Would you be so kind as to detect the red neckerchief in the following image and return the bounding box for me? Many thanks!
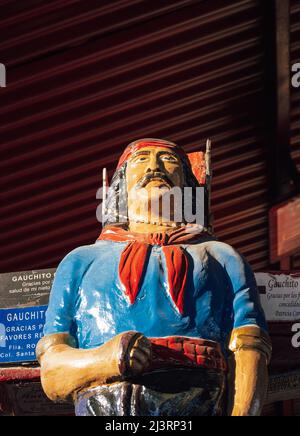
[98,225,209,315]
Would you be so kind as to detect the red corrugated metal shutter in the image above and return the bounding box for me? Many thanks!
[0,0,270,273]
[291,0,300,269]
[291,0,300,177]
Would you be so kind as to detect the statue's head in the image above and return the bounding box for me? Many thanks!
[103,138,201,228]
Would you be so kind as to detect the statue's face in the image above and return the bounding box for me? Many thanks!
[126,146,184,196]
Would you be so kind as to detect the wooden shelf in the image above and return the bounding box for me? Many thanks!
[0,367,40,382]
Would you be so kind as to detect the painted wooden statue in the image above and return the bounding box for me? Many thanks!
[37,138,272,416]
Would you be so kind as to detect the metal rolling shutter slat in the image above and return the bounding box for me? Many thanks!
[1,0,269,272]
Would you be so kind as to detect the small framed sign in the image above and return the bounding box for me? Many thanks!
[0,269,55,364]
[256,271,300,322]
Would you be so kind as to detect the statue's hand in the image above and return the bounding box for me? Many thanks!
[118,331,152,378]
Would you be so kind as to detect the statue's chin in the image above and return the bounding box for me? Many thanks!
[143,183,171,195]
[131,185,170,202]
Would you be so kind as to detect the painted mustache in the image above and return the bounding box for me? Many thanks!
[135,171,174,189]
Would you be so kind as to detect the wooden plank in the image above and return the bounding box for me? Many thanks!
[0,366,299,407]
[282,400,295,416]
[269,196,300,263]
[280,257,292,271]
[269,321,300,373]
[0,367,40,382]
[266,370,300,404]
[0,381,74,416]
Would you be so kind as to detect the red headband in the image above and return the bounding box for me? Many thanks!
[117,139,189,169]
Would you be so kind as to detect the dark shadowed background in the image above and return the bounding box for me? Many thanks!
[1,0,300,274]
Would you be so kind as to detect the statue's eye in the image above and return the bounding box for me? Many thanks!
[133,155,149,163]
[160,154,178,162]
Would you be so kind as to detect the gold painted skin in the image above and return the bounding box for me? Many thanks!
[126,146,184,234]
[37,332,152,402]
[228,326,272,416]
[38,145,272,415]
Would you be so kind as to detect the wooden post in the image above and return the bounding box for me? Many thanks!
[282,399,295,416]
[264,0,300,203]
[280,257,292,271]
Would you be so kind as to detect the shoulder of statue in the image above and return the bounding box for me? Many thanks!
[189,239,245,266]
[56,244,100,275]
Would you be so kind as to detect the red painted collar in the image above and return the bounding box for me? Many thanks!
[98,224,210,314]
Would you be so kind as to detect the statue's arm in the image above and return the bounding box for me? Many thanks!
[37,249,148,402]
[221,246,272,416]
[37,331,151,402]
[228,325,272,416]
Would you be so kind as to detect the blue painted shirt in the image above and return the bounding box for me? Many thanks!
[44,237,268,355]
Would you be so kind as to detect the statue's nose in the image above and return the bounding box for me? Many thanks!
[147,154,161,172]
